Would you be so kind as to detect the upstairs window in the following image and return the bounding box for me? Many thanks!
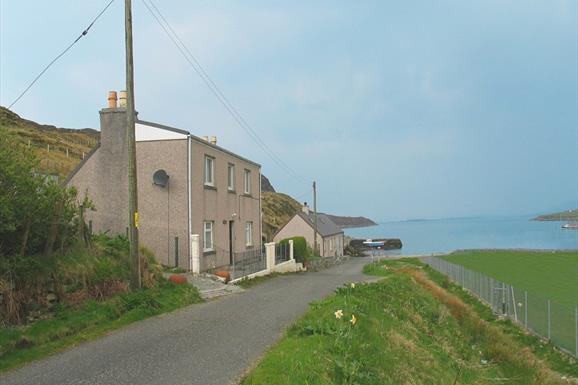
[244,169,251,194]
[204,156,214,186]
[203,221,214,251]
[228,163,235,191]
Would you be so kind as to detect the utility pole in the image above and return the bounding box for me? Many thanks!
[313,181,318,256]
[125,0,140,289]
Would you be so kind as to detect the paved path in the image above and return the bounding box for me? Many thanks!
[1,257,377,385]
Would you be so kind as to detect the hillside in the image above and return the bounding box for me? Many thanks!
[0,106,98,179]
[533,209,578,221]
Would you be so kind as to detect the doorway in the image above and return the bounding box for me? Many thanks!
[228,220,234,265]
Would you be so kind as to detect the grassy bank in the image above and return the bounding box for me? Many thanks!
[442,250,578,307]
[0,280,201,373]
[242,259,575,385]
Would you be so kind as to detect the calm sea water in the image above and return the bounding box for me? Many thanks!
[345,216,578,255]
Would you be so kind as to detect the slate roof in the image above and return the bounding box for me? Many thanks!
[296,211,343,237]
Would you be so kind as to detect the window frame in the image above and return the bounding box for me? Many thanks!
[203,220,214,251]
[227,163,235,191]
[245,221,253,247]
[204,155,215,186]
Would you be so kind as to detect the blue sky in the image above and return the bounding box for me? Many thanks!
[1,1,577,221]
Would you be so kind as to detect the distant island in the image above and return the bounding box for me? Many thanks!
[533,209,578,221]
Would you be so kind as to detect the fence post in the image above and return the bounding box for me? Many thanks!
[547,300,551,340]
[524,291,528,328]
[191,234,200,274]
[265,242,276,272]
[289,239,294,260]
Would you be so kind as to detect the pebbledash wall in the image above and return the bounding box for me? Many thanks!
[66,106,261,272]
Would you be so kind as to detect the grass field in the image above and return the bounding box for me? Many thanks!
[241,259,576,385]
[442,250,578,307]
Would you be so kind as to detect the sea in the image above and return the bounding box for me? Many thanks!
[344,216,578,255]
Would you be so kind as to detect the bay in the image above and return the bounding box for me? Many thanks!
[345,216,578,255]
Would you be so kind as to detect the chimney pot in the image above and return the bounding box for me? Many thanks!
[107,91,118,109]
[118,90,127,107]
[302,202,310,215]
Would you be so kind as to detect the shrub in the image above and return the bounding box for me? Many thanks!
[279,236,311,263]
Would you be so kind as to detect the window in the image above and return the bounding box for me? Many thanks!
[227,163,235,191]
[244,169,251,194]
[203,221,214,251]
[204,156,214,186]
[245,221,253,247]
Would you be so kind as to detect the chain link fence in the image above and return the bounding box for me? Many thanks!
[422,256,578,358]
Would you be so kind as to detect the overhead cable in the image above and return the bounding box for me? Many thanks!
[8,0,116,109]
[141,0,307,184]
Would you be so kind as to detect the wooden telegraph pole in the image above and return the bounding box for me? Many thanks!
[313,181,318,256]
[125,0,141,289]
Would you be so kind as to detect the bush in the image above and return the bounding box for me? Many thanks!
[278,236,311,263]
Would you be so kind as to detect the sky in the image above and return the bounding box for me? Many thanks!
[1,1,577,222]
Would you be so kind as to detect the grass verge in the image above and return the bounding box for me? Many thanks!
[0,280,201,373]
[242,258,575,385]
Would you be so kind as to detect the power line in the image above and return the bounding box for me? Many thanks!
[141,0,307,184]
[7,0,116,110]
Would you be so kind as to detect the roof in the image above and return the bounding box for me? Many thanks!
[136,119,261,168]
[296,211,343,237]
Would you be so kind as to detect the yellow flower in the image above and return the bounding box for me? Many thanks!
[350,283,356,289]
[350,314,357,325]
[334,309,344,319]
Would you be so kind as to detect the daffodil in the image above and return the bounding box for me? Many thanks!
[334,309,344,319]
[350,283,356,289]
[350,314,357,325]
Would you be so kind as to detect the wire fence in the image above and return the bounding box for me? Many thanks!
[422,256,578,358]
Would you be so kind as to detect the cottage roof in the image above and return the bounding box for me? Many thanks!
[296,211,343,237]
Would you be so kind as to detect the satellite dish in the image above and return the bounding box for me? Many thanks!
[153,169,169,187]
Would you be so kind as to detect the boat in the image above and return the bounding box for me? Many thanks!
[363,239,385,248]
[562,223,578,229]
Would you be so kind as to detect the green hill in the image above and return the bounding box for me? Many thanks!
[0,106,98,180]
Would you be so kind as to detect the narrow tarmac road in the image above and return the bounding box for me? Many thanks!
[1,257,377,385]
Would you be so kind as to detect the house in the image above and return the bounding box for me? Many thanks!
[66,93,262,272]
[273,204,344,258]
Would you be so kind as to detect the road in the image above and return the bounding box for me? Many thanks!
[1,257,377,385]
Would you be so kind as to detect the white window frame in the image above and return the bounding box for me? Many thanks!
[244,169,251,194]
[204,155,214,186]
[227,163,235,191]
[203,221,214,251]
[245,221,253,247]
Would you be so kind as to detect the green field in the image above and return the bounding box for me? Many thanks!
[442,250,578,307]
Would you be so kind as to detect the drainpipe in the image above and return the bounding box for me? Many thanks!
[187,135,193,271]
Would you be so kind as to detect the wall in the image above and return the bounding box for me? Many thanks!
[136,139,189,269]
[67,108,129,236]
[189,138,261,271]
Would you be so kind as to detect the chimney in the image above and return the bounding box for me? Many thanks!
[302,202,310,215]
[201,136,209,142]
[209,136,217,145]
[118,90,127,107]
[107,91,118,109]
